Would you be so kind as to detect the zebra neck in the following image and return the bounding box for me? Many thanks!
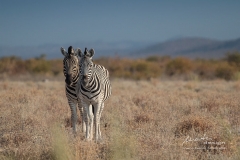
[69,71,79,86]
[66,76,79,89]
[80,73,101,99]
[65,81,78,101]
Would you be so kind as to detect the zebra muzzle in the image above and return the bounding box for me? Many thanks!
[82,75,89,86]
[65,75,73,86]
[83,75,89,82]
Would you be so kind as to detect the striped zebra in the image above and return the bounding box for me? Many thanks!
[60,46,86,134]
[78,48,111,141]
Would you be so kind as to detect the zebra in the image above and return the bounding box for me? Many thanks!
[60,46,86,134]
[77,48,111,141]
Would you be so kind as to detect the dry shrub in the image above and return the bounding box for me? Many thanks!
[96,57,163,80]
[184,81,198,90]
[232,81,240,91]
[174,116,231,158]
[200,99,219,112]
[51,124,73,160]
[174,113,238,158]
[134,113,151,123]
[51,126,109,160]
[145,55,171,63]
[73,140,108,160]
[64,117,82,128]
[195,60,217,79]
[131,91,159,111]
[215,63,237,80]
[174,116,214,138]
[165,57,193,76]
[132,95,149,109]
[106,112,138,160]
[130,93,157,124]
[0,56,26,75]
[0,56,62,77]
[226,51,240,68]
[26,59,51,74]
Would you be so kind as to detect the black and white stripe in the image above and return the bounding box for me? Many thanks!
[60,46,85,134]
[78,48,111,141]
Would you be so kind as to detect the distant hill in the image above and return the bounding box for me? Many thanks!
[1,37,240,59]
[130,37,240,59]
[0,41,150,59]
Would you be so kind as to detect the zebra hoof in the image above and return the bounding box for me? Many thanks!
[95,137,103,143]
[85,138,92,142]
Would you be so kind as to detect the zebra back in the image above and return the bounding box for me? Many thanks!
[92,64,111,102]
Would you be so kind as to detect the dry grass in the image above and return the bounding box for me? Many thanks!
[0,79,240,159]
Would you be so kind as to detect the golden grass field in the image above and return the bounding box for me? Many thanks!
[0,79,240,160]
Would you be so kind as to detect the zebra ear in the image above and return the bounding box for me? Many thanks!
[75,48,82,57]
[89,49,95,58]
[60,47,68,57]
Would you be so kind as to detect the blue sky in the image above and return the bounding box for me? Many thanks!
[1,0,240,47]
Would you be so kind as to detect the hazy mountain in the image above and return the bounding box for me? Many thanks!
[0,45,61,59]
[131,37,240,59]
[0,41,151,59]
[1,37,240,59]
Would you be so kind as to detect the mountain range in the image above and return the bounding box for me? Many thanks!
[1,37,240,59]
[131,37,240,59]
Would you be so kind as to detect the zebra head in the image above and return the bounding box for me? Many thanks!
[60,46,82,86]
[79,48,95,86]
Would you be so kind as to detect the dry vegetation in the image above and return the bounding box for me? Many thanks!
[1,51,240,81]
[0,78,240,160]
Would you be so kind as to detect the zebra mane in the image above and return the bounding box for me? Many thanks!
[67,46,80,58]
[68,46,73,54]
[84,48,88,54]
[83,47,95,58]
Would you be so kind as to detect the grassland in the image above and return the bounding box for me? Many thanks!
[0,79,240,160]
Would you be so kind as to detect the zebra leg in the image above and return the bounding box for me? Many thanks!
[93,102,101,142]
[77,100,86,133]
[89,104,94,140]
[68,100,77,134]
[98,102,104,140]
[83,101,93,140]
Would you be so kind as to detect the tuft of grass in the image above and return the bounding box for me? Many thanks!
[51,123,73,160]
[174,116,214,138]
[107,114,138,160]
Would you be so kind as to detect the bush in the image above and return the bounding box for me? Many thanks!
[96,58,162,80]
[165,57,193,76]
[51,59,63,76]
[215,63,236,80]
[0,56,26,74]
[226,52,240,69]
[104,58,133,79]
[26,59,51,74]
[194,60,218,80]
[129,60,162,80]
[145,55,171,63]
[0,56,57,76]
